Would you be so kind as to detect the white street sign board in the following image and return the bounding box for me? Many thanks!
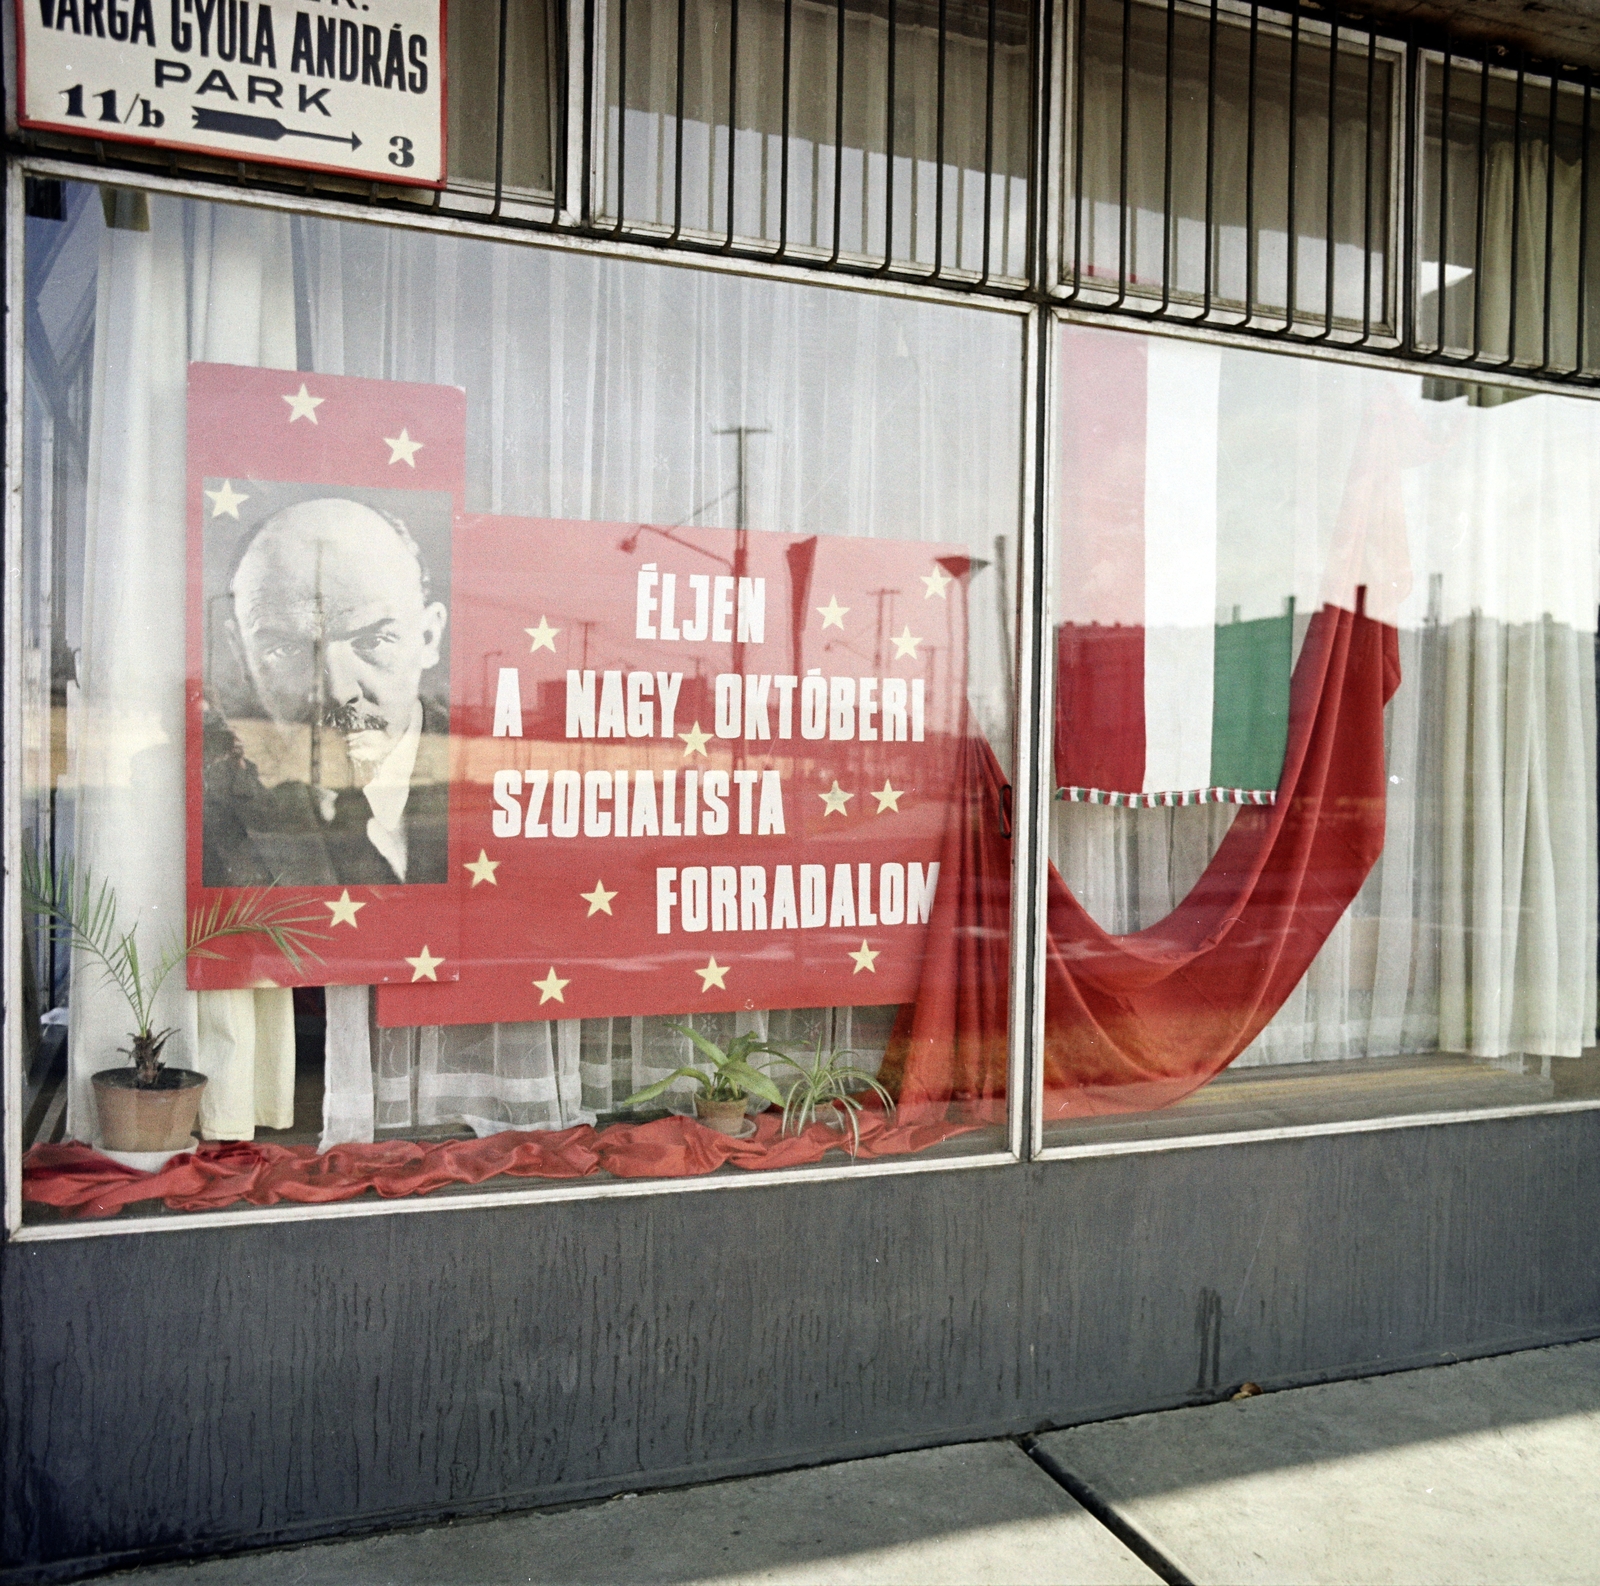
[16,0,446,186]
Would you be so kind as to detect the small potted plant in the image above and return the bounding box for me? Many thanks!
[776,1041,896,1153]
[24,856,323,1154]
[622,1024,785,1136]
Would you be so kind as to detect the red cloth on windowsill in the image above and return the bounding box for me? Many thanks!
[882,602,1401,1121]
[22,1109,982,1220]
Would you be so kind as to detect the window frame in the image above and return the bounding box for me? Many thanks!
[1,156,1041,1240]
[1031,301,1600,1164]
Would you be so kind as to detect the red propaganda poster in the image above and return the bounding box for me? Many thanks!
[186,362,466,987]
[378,519,972,1026]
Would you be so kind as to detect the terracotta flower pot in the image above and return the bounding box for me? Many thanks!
[695,1094,749,1136]
[92,1067,206,1153]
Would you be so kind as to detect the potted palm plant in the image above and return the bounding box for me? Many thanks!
[622,1024,785,1136]
[24,855,323,1153]
[776,1041,896,1153]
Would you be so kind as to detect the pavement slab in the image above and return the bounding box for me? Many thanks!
[1038,1338,1600,1586]
[108,1439,1160,1586]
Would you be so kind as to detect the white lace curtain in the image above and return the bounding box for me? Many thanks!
[58,192,300,1145]
[1053,366,1600,1069]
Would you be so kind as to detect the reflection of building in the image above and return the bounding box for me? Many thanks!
[12,0,1600,1576]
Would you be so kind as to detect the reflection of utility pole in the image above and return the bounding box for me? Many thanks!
[712,427,769,774]
[573,619,598,671]
[712,426,770,532]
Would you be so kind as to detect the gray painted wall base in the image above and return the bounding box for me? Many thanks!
[6,1108,1600,1580]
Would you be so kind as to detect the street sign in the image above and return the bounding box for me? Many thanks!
[15,0,447,187]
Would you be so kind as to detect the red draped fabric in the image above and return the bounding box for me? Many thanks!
[883,602,1401,1121]
[22,1110,979,1220]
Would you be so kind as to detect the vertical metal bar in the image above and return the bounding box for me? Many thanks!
[1471,51,1489,360]
[1244,0,1259,324]
[669,0,688,240]
[1541,66,1559,372]
[828,0,846,263]
[1399,23,1418,356]
[1159,0,1175,312]
[581,0,599,222]
[778,0,793,256]
[1069,0,1089,297]
[883,0,897,269]
[1437,46,1451,352]
[1202,0,1218,318]
[979,0,998,282]
[612,0,629,231]
[1360,22,1375,341]
[1507,52,1525,363]
[932,0,947,275]
[555,0,572,215]
[1579,68,1592,373]
[491,0,511,217]
[725,0,740,247]
[1114,0,1132,305]
[1284,0,1300,330]
[1322,9,1339,338]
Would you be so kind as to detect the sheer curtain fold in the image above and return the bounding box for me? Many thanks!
[66,198,299,1146]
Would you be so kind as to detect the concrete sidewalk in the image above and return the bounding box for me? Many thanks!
[110,1338,1600,1585]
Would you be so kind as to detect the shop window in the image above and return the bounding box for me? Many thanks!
[16,181,1022,1224]
[1418,53,1600,375]
[1063,0,1397,335]
[1042,318,1600,1148]
[597,0,1032,278]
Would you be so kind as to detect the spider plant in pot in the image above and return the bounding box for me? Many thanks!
[621,1024,786,1136]
[24,855,324,1153]
[776,1041,896,1154]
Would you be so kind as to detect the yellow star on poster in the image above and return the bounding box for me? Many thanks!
[324,889,365,928]
[384,427,423,467]
[872,780,904,813]
[525,616,560,653]
[921,564,954,598]
[581,880,616,916]
[463,850,500,886]
[406,945,444,982]
[890,626,923,660]
[819,780,853,816]
[817,594,850,630]
[849,940,880,974]
[282,383,325,424]
[534,966,570,1004]
[205,479,249,519]
[679,721,712,757]
[696,956,729,991]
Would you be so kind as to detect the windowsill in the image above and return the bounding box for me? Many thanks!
[1040,1048,1600,1152]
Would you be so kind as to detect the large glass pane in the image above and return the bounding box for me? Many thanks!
[17,182,1023,1223]
[1065,0,1396,331]
[599,0,1031,278]
[1419,55,1600,374]
[1046,317,1600,1145]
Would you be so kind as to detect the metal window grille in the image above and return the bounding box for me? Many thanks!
[10,0,1600,384]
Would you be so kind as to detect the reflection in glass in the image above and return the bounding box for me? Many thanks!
[18,182,1022,1219]
[1046,321,1600,1143]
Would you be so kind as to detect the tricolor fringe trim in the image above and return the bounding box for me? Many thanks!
[1057,785,1277,808]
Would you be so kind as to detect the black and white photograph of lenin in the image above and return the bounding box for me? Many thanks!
[200,480,453,888]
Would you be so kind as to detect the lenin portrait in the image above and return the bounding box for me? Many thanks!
[201,480,453,888]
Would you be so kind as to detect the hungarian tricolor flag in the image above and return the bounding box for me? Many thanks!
[1055,325,1295,807]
